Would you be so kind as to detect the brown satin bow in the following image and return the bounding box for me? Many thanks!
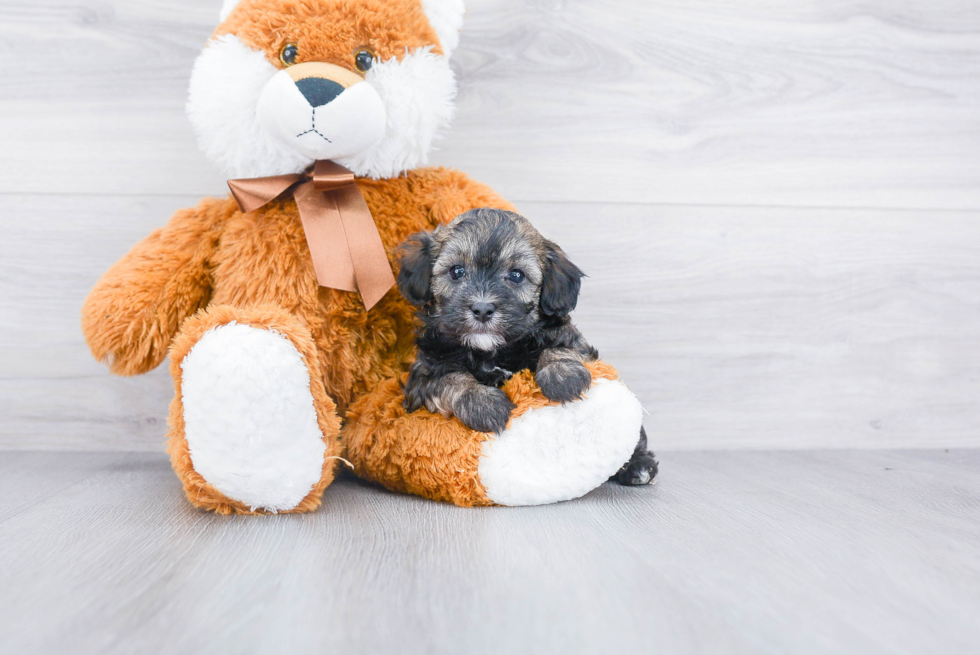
[227,160,395,310]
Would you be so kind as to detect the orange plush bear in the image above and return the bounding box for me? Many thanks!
[81,0,646,514]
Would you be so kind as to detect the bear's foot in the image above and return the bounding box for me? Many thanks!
[478,374,643,505]
[167,306,341,514]
[344,361,644,507]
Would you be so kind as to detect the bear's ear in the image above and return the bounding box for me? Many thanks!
[218,1,466,57]
[398,231,440,307]
[219,0,241,22]
[540,241,585,319]
[422,0,466,58]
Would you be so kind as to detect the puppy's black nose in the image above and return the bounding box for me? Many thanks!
[471,302,496,323]
[295,77,345,107]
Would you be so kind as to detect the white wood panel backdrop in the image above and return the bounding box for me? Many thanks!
[0,0,978,450]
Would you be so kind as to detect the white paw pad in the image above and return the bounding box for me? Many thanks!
[478,379,643,506]
[180,323,326,512]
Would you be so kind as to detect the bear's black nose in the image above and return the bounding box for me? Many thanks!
[471,302,496,323]
[295,77,345,108]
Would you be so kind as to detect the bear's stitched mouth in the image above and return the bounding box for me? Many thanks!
[296,110,332,142]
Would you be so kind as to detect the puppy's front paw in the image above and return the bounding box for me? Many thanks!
[454,386,516,433]
[536,360,591,403]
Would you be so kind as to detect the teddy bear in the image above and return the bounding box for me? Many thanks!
[81,0,653,514]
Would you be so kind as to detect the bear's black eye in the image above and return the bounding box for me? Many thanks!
[507,270,525,284]
[354,48,375,73]
[280,43,298,67]
[449,265,466,280]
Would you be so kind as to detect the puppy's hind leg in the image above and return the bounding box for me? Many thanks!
[611,426,659,486]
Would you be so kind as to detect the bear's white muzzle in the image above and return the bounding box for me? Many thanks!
[256,62,386,162]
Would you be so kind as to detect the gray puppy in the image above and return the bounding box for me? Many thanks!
[397,207,658,486]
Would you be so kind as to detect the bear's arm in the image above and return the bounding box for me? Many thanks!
[418,168,518,225]
[81,197,237,376]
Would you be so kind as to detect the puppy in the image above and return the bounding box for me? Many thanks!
[397,208,658,486]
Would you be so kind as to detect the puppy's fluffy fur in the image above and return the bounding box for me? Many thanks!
[398,208,658,485]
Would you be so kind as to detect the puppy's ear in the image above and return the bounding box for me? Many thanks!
[540,242,585,318]
[398,231,439,307]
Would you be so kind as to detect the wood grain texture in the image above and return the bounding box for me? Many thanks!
[0,0,977,207]
[1,0,979,451]
[1,3,977,648]
[3,194,978,450]
[0,449,978,655]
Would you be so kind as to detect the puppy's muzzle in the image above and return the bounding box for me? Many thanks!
[471,302,496,324]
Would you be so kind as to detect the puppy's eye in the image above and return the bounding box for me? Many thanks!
[279,43,299,67]
[449,265,466,280]
[354,48,375,72]
[507,270,525,284]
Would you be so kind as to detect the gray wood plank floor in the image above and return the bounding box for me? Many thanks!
[1,449,978,655]
[2,4,978,653]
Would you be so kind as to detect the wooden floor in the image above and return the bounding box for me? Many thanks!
[1,450,979,654]
[1,1,979,652]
